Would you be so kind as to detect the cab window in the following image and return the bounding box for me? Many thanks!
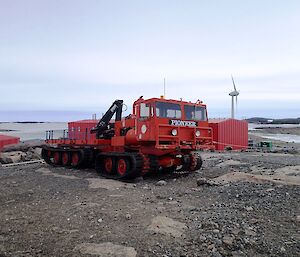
[184,105,207,121]
[156,102,182,119]
[140,103,150,119]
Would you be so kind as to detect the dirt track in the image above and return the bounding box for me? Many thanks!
[0,151,300,257]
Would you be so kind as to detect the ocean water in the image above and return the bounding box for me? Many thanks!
[248,123,300,143]
[260,134,300,143]
[0,122,67,141]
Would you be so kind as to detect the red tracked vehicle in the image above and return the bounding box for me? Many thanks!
[42,97,214,179]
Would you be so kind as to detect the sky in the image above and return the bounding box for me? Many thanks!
[0,0,300,121]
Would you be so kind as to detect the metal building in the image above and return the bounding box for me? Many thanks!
[0,135,20,151]
[68,120,98,140]
[209,119,248,151]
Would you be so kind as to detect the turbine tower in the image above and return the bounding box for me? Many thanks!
[229,75,239,119]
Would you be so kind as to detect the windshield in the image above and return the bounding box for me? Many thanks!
[156,102,182,119]
[184,105,207,121]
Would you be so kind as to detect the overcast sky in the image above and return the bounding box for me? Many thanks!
[0,0,299,121]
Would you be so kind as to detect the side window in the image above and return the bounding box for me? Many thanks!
[156,107,160,117]
[140,103,150,118]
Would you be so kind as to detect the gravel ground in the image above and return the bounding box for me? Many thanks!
[0,147,299,257]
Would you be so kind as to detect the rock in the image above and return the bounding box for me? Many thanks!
[0,151,26,164]
[232,251,245,257]
[23,150,40,161]
[34,147,42,156]
[0,154,10,164]
[156,180,167,186]
[125,214,132,220]
[199,235,206,242]
[203,221,219,229]
[148,216,187,237]
[280,246,286,253]
[75,242,137,257]
[296,215,300,223]
[218,247,228,256]
[2,140,44,152]
[244,228,257,236]
[214,239,223,246]
[212,252,222,257]
[249,239,257,245]
[196,178,208,186]
[24,151,33,161]
[231,228,241,235]
[207,244,215,251]
[213,229,220,234]
[223,236,235,246]
[245,206,253,211]
[97,218,103,223]
[196,178,219,186]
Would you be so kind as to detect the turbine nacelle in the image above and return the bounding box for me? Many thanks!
[229,90,239,97]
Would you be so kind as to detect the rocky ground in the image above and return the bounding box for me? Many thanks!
[0,144,299,257]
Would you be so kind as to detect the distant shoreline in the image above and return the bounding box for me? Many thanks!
[246,117,300,124]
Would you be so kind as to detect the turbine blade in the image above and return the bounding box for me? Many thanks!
[231,75,237,91]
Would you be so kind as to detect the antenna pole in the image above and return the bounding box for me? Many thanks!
[164,77,166,97]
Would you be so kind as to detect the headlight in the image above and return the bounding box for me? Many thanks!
[171,129,178,136]
[195,130,201,137]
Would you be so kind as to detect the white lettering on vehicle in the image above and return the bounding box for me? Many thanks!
[169,120,197,127]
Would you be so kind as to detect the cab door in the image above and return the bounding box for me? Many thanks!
[137,102,155,141]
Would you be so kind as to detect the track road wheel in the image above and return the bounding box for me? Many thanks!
[103,157,116,175]
[116,158,130,178]
[53,151,62,165]
[95,155,116,178]
[71,152,81,167]
[62,152,71,166]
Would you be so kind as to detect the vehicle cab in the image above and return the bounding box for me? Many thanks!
[132,97,213,150]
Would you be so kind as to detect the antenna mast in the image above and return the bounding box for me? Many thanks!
[163,77,166,97]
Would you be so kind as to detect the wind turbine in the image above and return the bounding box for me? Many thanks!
[229,75,239,119]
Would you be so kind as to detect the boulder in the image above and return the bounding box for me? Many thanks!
[156,180,167,186]
[0,151,26,164]
[2,140,44,153]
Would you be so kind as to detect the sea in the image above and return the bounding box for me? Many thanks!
[248,123,300,143]
[0,122,67,141]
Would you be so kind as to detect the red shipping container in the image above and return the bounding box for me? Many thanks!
[0,135,20,151]
[68,120,98,141]
[209,119,248,151]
